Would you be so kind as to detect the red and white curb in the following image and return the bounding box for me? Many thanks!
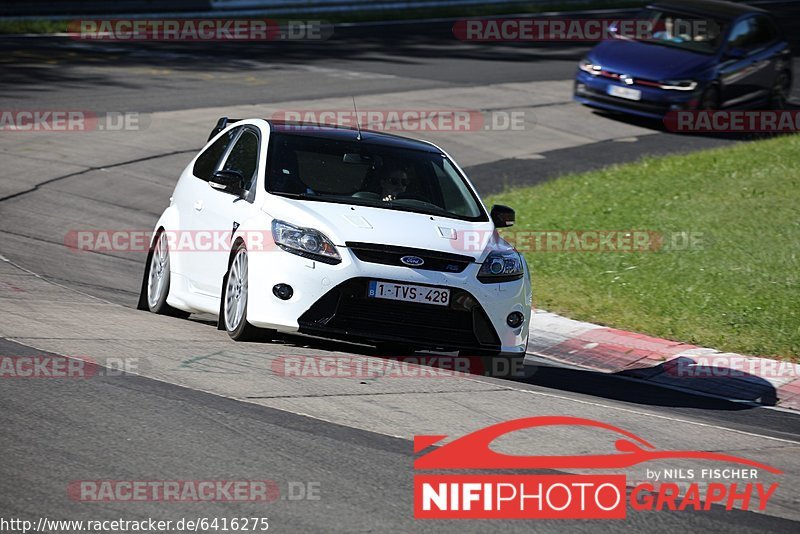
[528,310,800,410]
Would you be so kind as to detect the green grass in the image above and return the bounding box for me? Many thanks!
[488,135,800,360]
[0,19,67,34]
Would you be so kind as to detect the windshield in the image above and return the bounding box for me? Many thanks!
[629,9,727,54]
[265,132,487,221]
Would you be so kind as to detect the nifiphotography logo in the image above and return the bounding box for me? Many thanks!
[413,416,781,519]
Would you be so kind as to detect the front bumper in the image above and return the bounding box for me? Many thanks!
[298,278,503,352]
[574,71,701,119]
[245,244,531,354]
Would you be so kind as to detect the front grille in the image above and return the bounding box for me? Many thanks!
[347,242,474,273]
[298,278,501,350]
[597,70,661,89]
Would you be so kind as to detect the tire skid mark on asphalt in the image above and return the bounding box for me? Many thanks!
[0,148,197,203]
[0,252,116,305]
[0,228,144,265]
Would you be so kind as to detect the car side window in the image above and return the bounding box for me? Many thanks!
[727,16,774,52]
[750,16,777,48]
[432,158,481,218]
[193,129,236,181]
[221,129,259,191]
[727,19,754,50]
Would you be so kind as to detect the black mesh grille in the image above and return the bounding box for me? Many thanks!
[298,278,500,350]
[346,242,474,273]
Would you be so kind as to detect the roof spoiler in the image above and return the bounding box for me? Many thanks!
[208,117,242,141]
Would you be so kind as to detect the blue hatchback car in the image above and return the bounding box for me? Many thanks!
[574,0,792,118]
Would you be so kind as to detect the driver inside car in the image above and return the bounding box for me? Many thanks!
[380,168,410,202]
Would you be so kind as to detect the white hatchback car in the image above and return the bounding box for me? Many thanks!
[138,118,532,357]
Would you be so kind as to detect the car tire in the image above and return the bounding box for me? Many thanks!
[223,244,275,342]
[143,229,190,318]
[770,71,791,110]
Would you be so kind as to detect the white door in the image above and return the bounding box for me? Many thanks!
[172,127,239,294]
[191,126,261,298]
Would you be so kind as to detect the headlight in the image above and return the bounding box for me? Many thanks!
[659,80,698,91]
[478,251,525,283]
[272,220,341,265]
[578,58,601,75]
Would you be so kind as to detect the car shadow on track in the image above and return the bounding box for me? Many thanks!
[226,326,776,412]
[514,358,777,410]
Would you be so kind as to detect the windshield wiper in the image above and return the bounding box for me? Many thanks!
[270,191,309,199]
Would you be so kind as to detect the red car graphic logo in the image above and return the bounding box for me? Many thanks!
[414,416,782,473]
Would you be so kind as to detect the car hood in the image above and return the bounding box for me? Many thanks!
[263,196,497,262]
[588,39,716,80]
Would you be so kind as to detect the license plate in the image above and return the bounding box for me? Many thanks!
[607,85,642,101]
[367,281,450,307]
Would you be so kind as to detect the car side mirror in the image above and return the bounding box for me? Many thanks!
[209,169,245,195]
[490,205,516,228]
[725,46,747,60]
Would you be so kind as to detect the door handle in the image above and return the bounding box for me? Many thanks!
[194,201,203,212]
